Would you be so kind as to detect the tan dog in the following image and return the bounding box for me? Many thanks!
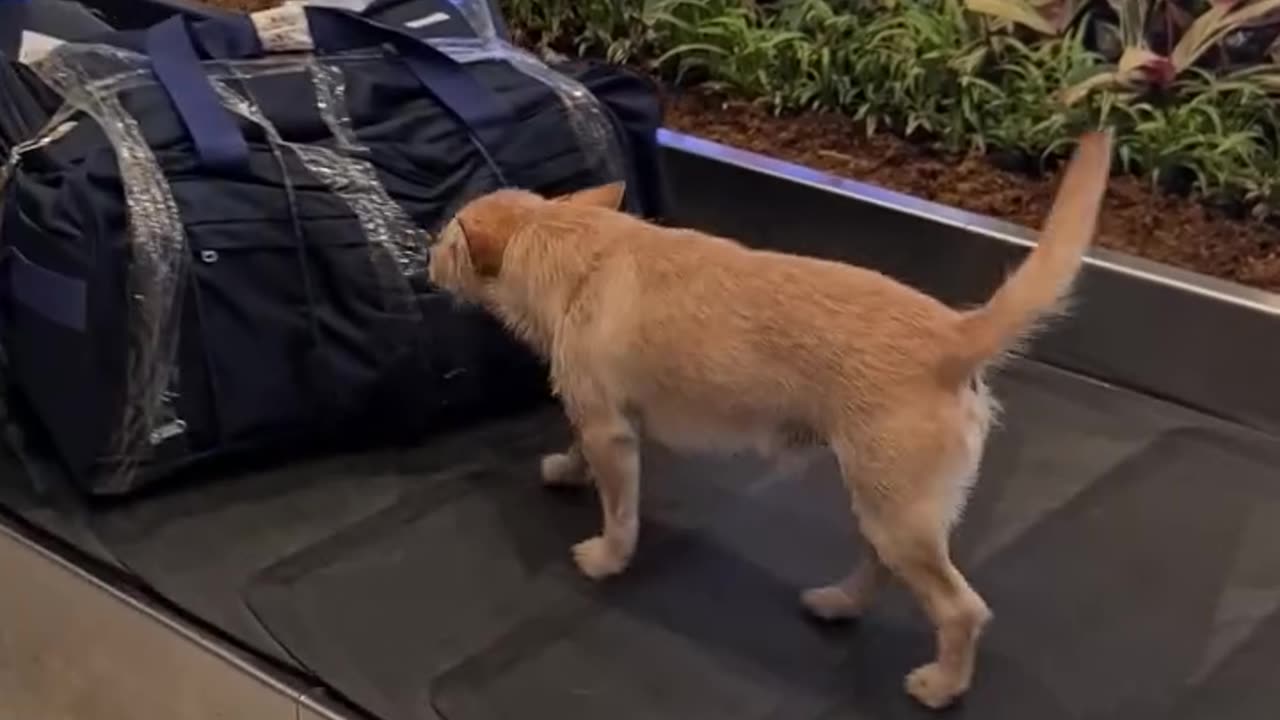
[428,132,1112,708]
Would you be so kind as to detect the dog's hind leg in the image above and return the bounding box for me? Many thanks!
[833,421,991,709]
[869,513,989,709]
[802,549,890,621]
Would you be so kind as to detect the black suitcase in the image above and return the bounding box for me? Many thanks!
[0,1,667,494]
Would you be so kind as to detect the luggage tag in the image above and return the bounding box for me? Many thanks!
[250,4,316,54]
[18,31,65,65]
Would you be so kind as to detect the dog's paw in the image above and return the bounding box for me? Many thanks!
[540,450,588,484]
[571,536,628,580]
[540,453,588,488]
[801,585,864,622]
[904,662,965,710]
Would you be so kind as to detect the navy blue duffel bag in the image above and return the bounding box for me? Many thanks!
[0,0,667,494]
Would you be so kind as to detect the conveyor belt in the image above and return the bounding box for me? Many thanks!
[3,358,1280,720]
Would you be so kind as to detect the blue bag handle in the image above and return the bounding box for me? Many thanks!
[144,7,512,172]
[146,15,252,172]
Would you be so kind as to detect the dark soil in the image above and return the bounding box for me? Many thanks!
[665,90,1280,293]
[197,0,1280,292]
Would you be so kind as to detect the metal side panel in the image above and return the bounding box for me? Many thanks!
[658,130,1280,435]
[0,520,345,720]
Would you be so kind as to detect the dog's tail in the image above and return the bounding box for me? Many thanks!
[941,131,1112,385]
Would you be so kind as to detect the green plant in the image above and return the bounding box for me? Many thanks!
[502,0,1280,217]
[965,0,1094,36]
[502,0,733,65]
[979,26,1108,159]
[657,4,811,104]
[842,0,994,144]
[1062,0,1280,103]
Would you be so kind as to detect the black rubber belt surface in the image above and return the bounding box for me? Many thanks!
[8,360,1280,720]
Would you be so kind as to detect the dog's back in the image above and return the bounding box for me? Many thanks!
[544,214,962,452]
[539,133,1108,456]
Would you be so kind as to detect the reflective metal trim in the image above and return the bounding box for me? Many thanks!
[299,689,383,720]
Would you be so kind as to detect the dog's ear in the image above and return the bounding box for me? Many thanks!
[456,201,521,278]
[553,181,626,210]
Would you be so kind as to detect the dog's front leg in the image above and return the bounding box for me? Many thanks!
[569,409,640,580]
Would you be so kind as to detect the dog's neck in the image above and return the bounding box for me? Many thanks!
[486,226,598,358]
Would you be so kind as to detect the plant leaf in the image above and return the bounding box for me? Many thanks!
[1107,0,1151,48]
[653,42,730,67]
[966,0,1057,34]
[1171,0,1280,70]
[1061,65,1124,104]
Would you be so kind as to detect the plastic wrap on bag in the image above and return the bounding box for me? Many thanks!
[29,44,191,485]
[13,3,636,482]
[430,0,628,184]
[306,59,433,277]
[1,111,79,191]
[434,39,628,184]
[212,65,426,309]
[448,0,502,42]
